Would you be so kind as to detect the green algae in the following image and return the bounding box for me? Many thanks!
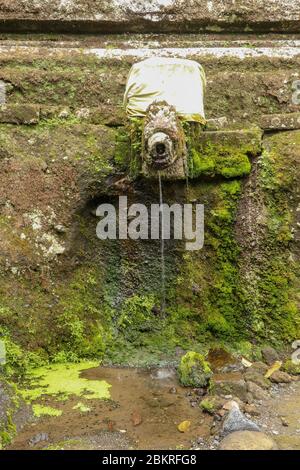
[32,404,62,417]
[21,362,111,402]
[72,402,91,413]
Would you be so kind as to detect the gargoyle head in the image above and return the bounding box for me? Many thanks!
[143,101,187,174]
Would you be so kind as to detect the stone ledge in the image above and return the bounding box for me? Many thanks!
[198,128,263,156]
[0,1,299,34]
[0,67,299,125]
[0,104,40,124]
[260,112,300,131]
[206,117,229,131]
[0,104,264,148]
[40,105,126,127]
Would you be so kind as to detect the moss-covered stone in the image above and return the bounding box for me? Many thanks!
[236,131,300,343]
[0,55,298,125]
[0,74,299,375]
[199,397,217,414]
[283,360,300,376]
[0,376,29,448]
[178,351,212,388]
[0,104,40,124]
[1,127,299,369]
[187,128,262,179]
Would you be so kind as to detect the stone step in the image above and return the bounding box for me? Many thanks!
[1,34,300,50]
[0,41,300,71]
[260,112,300,131]
[2,103,300,134]
[0,65,299,125]
[0,103,126,126]
[0,36,299,126]
[0,0,299,34]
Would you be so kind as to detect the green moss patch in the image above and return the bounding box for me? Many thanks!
[283,360,300,376]
[238,131,300,342]
[189,142,251,179]
[178,351,212,388]
[186,127,262,179]
[200,398,217,414]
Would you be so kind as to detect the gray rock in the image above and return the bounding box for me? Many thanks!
[29,432,49,447]
[261,346,279,365]
[0,0,299,34]
[0,81,6,105]
[260,112,300,131]
[222,404,260,436]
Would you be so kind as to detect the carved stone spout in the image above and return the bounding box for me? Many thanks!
[142,101,187,179]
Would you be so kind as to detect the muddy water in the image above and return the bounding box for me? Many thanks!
[9,366,212,450]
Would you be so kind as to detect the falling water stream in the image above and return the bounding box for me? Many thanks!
[158,172,166,313]
[158,158,189,314]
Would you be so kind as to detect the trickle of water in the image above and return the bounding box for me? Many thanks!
[158,172,166,314]
[185,161,189,199]
[183,139,190,200]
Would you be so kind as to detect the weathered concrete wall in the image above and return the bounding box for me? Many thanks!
[0,1,299,369]
[0,38,299,364]
[0,0,299,33]
[1,116,299,366]
[0,39,299,125]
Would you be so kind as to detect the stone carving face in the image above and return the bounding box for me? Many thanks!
[146,131,174,170]
[143,101,187,174]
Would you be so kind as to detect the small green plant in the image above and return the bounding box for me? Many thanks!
[200,398,215,414]
[118,294,158,342]
[178,351,212,387]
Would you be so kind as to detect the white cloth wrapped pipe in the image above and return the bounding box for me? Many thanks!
[124,57,206,123]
